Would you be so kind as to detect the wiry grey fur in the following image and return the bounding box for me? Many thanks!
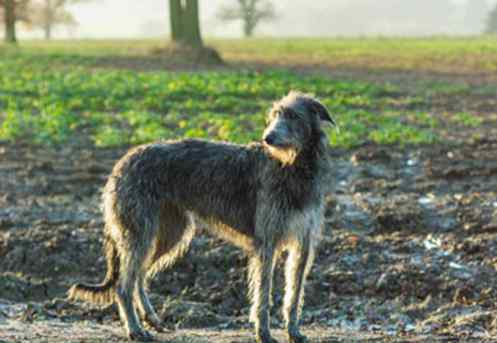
[68,91,336,343]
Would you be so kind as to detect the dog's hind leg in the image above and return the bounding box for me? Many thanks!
[134,203,195,331]
[283,237,316,343]
[115,214,159,341]
[134,273,163,333]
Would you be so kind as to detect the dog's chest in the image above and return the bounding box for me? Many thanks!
[284,203,324,243]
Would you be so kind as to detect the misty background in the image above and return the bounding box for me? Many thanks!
[15,0,497,39]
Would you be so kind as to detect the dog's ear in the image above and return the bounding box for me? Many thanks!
[306,98,337,127]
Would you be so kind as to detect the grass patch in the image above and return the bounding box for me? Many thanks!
[212,36,497,73]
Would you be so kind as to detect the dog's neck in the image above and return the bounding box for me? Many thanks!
[294,131,328,176]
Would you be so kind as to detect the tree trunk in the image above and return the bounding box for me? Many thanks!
[244,19,255,37]
[44,24,52,40]
[4,0,17,44]
[182,0,202,48]
[241,0,256,37]
[169,0,203,48]
[169,0,184,43]
[44,0,53,40]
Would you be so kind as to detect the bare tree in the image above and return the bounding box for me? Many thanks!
[217,0,275,37]
[0,0,30,43]
[486,4,497,34]
[29,0,92,40]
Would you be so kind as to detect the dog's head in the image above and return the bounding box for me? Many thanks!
[262,91,336,165]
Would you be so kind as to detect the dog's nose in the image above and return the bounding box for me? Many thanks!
[264,134,276,145]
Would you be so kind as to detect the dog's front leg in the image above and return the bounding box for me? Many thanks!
[248,246,277,343]
[283,237,315,343]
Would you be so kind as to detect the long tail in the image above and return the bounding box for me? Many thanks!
[67,236,120,305]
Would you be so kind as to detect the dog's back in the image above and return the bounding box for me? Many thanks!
[108,139,264,238]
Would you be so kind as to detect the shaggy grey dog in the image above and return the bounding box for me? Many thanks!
[69,91,336,343]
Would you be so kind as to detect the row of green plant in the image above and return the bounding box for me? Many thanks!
[0,50,484,148]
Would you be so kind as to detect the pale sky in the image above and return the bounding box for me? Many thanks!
[20,0,497,39]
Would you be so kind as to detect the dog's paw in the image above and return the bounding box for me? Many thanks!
[256,333,279,343]
[144,315,165,333]
[128,328,154,341]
